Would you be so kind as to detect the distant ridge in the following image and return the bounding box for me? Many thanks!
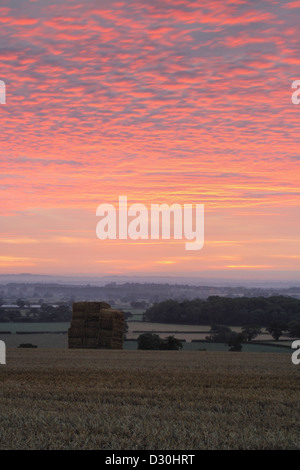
[0,272,299,288]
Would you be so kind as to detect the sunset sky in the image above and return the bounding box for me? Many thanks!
[1,0,300,280]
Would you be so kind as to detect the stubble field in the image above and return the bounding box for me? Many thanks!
[0,348,299,450]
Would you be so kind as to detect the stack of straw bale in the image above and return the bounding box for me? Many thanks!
[68,302,124,349]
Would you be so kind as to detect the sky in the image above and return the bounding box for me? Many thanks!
[0,0,300,280]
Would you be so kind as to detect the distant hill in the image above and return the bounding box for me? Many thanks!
[0,272,300,288]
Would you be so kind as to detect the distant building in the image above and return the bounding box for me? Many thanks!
[1,304,19,309]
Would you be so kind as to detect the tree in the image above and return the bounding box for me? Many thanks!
[225,332,244,352]
[287,321,300,338]
[137,333,183,350]
[142,296,300,326]
[241,325,262,342]
[137,333,161,350]
[160,336,183,350]
[55,305,72,321]
[206,324,232,342]
[123,311,133,320]
[266,321,288,341]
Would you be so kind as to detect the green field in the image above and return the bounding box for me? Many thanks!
[0,321,293,352]
[0,334,292,353]
[0,322,70,334]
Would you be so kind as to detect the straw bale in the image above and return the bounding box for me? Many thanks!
[85,320,99,329]
[85,327,99,338]
[73,301,110,312]
[71,310,86,320]
[98,331,113,341]
[72,301,111,320]
[68,327,84,338]
[68,301,124,349]
[68,337,83,348]
[100,308,124,317]
[98,338,113,348]
[84,337,98,348]
[99,309,124,330]
[72,302,87,311]
[85,311,99,321]
[98,315,114,330]
[70,319,85,328]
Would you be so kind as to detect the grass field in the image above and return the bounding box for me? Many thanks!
[0,333,292,352]
[1,321,293,352]
[0,348,299,450]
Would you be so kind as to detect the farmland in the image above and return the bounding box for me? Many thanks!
[0,321,293,352]
[0,348,299,450]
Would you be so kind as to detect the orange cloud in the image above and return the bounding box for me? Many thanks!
[0,0,299,278]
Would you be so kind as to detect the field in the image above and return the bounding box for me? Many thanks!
[0,321,293,352]
[0,348,299,450]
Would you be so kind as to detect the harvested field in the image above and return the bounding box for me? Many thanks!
[0,348,299,450]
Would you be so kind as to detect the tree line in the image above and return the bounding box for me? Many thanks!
[0,303,72,322]
[143,296,300,328]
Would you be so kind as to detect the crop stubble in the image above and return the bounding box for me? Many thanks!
[0,348,299,450]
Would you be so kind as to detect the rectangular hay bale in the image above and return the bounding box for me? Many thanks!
[98,338,114,348]
[73,301,110,312]
[68,337,83,348]
[85,327,99,338]
[68,327,85,338]
[84,337,98,348]
[68,302,124,349]
[70,319,86,328]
